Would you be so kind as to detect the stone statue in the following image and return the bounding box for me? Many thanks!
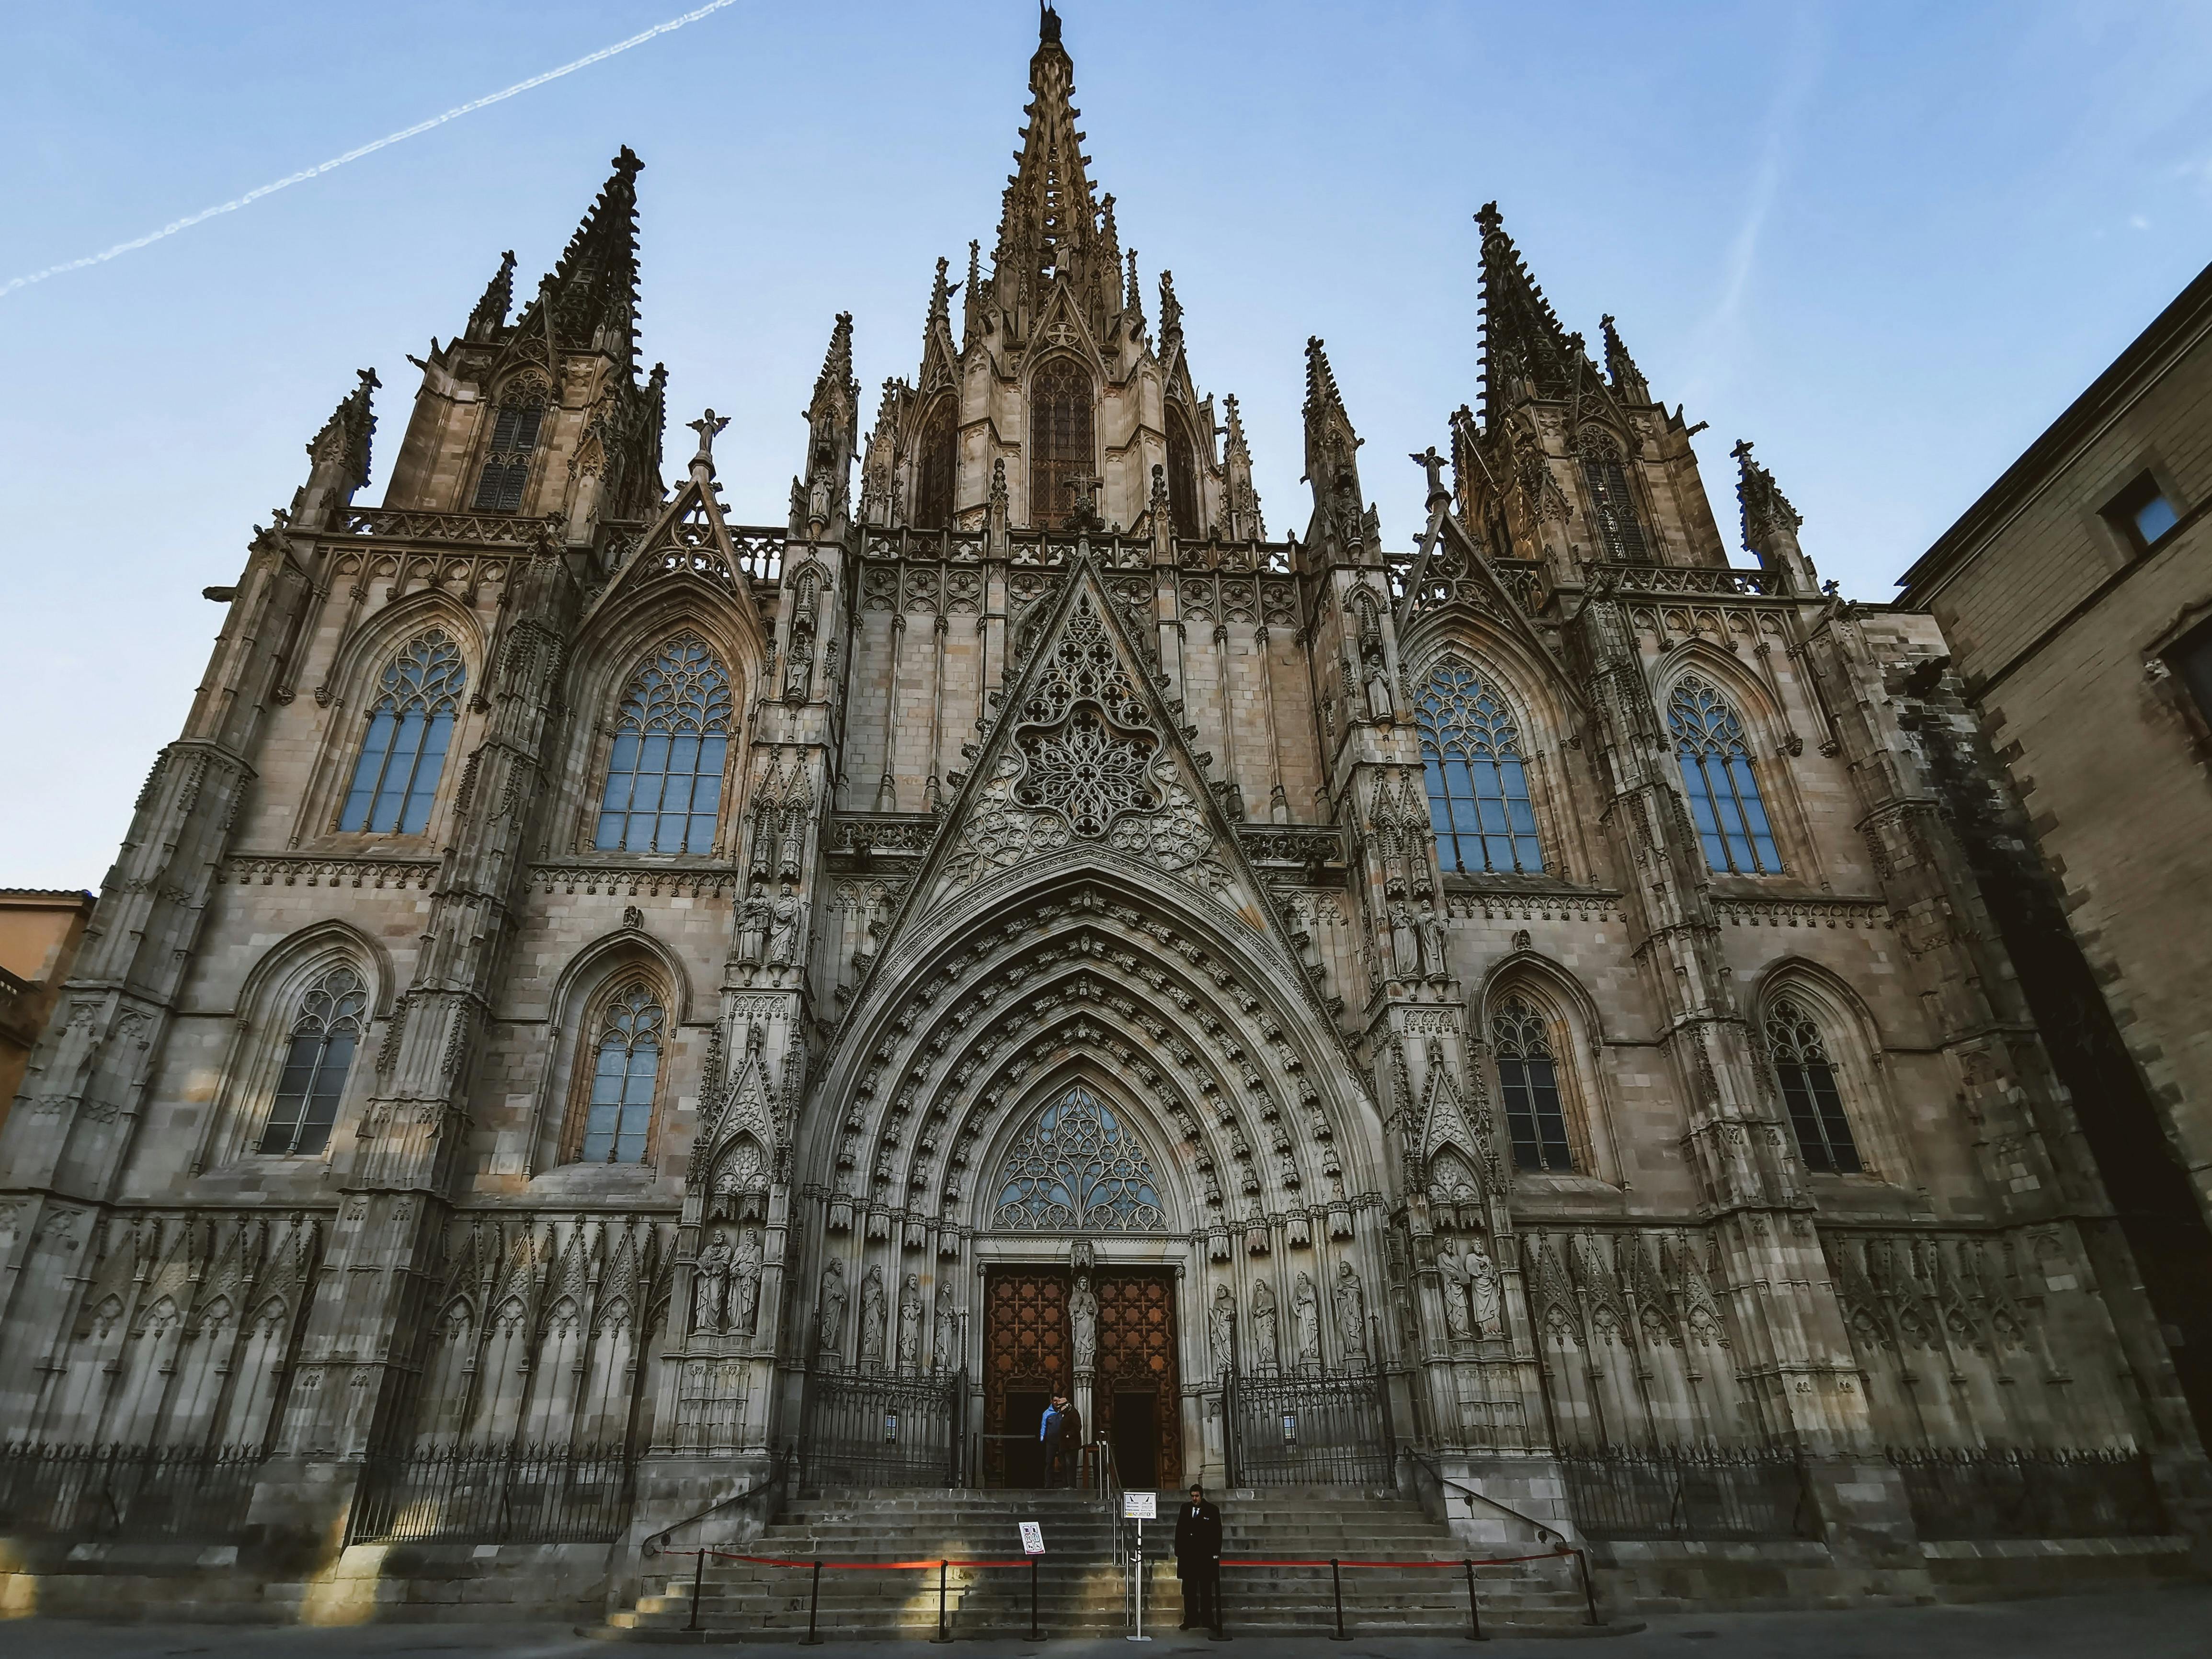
[933,1281,958,1373]
[897,1272,923,1370]
[859,1262,888,1369]
[1209,1283,1235,1376]
[1467,1239,1504,1339]
[1069,1273,1099,1372]
[692,1232,733,1335]
[1437,1247,1474,1341]
[1291,1272,1322,1368]
[1389,903,1421,980]
[1334,1261,1368,1358]
[817,1259,847,1365]
[1363,640,1394,722]
[736,885,770,966]
[1417,906,1449,982]
[767,885,802,969]
[1250,1279,1280,1369]
[731,1230,764,1335]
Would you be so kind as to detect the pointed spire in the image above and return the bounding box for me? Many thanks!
[1123,248,1143,328]
[1732,439,1819,593]
[960,238,984,349]
[1476,202,1577,422]
[1158,269,1184,358]
[1302,338,1368,557]
[520,147,645,363]
[803,312,859,537]
[992,7,1111,342]
[1600,314,1650,403]
[296,368,380,529]
[465,250,516,342]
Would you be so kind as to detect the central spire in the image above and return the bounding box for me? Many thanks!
[991,4,1121,344]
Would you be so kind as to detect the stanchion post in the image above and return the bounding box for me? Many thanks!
[1209,1559,1229,1641]
[800,1559,823,1647]
[688,1548,705,1632]
[934,1558,953,1644]
[1574,1548,1600,1627]
[1463,1558,1483,1642]
[1328,1558,1348,1641]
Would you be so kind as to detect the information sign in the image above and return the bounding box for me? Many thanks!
[1019,1521,1045,1555]
[1123,1490,1157,1520]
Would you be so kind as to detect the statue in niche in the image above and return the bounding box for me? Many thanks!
[1437,1247,1474,1341]
[1069,1273,1099,1373]
[731,1230,764,1335]
[1362,637,1394,722]
[1388,903,1421,980]
[1250,1280,1280,1370]
[897,1273,923,1371]
[860,1262,888,1370]
[1466,1238,1504,1339]
[1291,1272,1323,1369]
[817,1259,847,1366]
[767,885,802,970]
[933,1281,958,1373]
[692,1231,733,1335]
[1417,906,1449,982]
[1334,1261,1368,1358]
[1209,1283,1235,1377]
[736,885,770,967]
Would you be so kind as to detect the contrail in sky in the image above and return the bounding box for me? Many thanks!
[0,0,738,301]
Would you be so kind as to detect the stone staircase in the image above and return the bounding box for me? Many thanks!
[599,1486,1598,1640]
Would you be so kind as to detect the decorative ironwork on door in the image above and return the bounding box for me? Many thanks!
[1095,1272,1181,1490]
[982,1270,1070,1487]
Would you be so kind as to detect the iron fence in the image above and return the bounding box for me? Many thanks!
[1226,1365,1396,1487]
[1888,1447,2167,1539]
[1558,1447,1813,1541]
[0,1442,262,1541]
[348,1441,634,1544]
[801,1367,964,1491]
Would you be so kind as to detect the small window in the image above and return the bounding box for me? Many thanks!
[913,399,957,530]
[471,390,546,513]
[1579,436,1649,561]
[1766,998,1862,1174]
[341,631,466,834]
[576,983,664,1165]
[1668,675,1782,875]
[1167,412,1202,541]
[1028,358,1095,529]
[1492,995,1575,1173]
[260,966,366,1156]
[2105,470,2181,554]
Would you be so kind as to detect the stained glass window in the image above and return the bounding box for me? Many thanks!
[595,635,733,855]
[914,399,957,529]
[260,966,365,1156]
[340,631,466,835]
[1668,676,1781,874]
[1028,358,1094,529]
[993,1085,1166,1231]
[1167,413,1201,540]
[579,984,663,1164]
[1493,996,1575,1173]
[471,389,545,513]
[1416,659,1543,874]
[1767,998,1862,1174]
[1580,441,1648,560]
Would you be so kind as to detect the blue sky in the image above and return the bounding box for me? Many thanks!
[3,1,2209,888]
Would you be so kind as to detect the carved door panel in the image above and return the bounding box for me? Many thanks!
[983,1269,1069,1487]
[1095,1271,1181,1490]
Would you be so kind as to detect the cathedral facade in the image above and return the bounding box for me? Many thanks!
[2,10,2202,1618]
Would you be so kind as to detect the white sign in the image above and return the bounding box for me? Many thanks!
[1123,1490,1157,1520]
[1019,1522,1045,1556]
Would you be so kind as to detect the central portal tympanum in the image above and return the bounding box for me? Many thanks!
[983,1266,1181,1489]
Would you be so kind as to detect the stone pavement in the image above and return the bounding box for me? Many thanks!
[5,1584,2210,1659]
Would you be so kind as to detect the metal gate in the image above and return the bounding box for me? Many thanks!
[1226,1362,1395,1487]
[801,1367,965,1491]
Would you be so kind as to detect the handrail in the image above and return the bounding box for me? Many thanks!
[641,1440,796,1558]
[1400,1447,1564,1547]
[1095,1436,1127,1567]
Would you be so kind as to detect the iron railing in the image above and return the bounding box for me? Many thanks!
[1227,1363,1396,1488]
[0,1442,262,1541]
[801,1367,965,1491]
[348,1441,635,1544]
[1888,1447,2168,1539]
[1558,1447,1813,1541]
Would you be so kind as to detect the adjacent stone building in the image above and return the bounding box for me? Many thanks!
[0,890,94,1138]
[2,10,2202,1623]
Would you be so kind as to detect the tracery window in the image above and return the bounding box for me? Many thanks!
[340,630,466,834]
[1416,659,1543,874]
[1028,358,1095,529]
[575,983,664,1165]
[1766,998,1862,1174]
[259,966,366,1156]
[471,386,546,513]
[913,398,957,529]
[1167,413,1201,540]
[1668,676,1781,874]
[1579,437,1648,561]
[594,635,733,855]
[993,1085,1167,1232]
[1492,995,1575,1173]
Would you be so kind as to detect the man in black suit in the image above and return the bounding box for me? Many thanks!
[1174,1482,1223,1631]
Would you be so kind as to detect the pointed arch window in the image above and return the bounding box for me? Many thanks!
[1767,998,1862,1174]
[595,635,733,855]
[1579,436,1648,561]
[913,398,957,529]
[1668,676,1781,874]
[1167,411,1202,540]
[259,966,366,1156]
[340,630,465,834]
[1416,659,1543,874]
[471,386,546,513]
[1029,357,1095,529]
[576,983,664,1164]
[993,1085,1166,1231]
[1492,995,1575,1172]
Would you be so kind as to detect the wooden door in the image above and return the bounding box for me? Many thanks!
[982,1269,1069,1487]
[1095,1271,1181,1491]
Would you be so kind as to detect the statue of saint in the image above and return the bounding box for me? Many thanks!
[1417,906,1449,982]
[1334,1261,1368,1357]
[1251,1279,1280,1370]
[897,1273,923,1370]
[736,886,770,966]
[767,885,802,969]
[1437,1248,1474,1340]
[1389,904,1422,980]
[730,1230,764,1335]
[933,1281,958,1373]
[692,1233,733,1335]
[1069,1273,1099,1372]
[1467,1239,1504,1339]
[859,1262,888,1369]
[1292,1272,1323,1368]
[1209,1283,1235,1376]
[817,1259,847,1365]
